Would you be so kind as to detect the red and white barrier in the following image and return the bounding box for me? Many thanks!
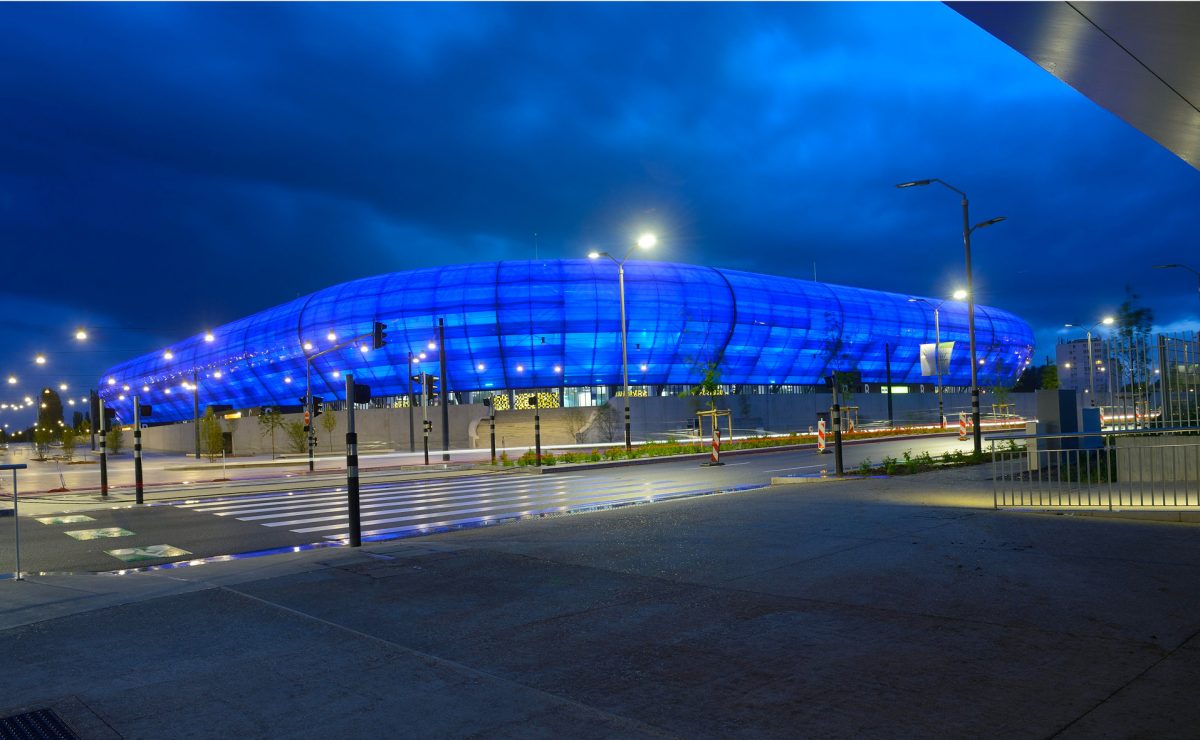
[817,419,828,453]
[711,429,721,464]
[958,413,968,441]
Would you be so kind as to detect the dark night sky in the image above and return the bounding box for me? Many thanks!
[2,2,1198,425]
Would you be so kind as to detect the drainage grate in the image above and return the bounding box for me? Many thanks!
[0,708,79,740]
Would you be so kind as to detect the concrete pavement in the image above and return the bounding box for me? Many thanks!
[3,465,1199,737]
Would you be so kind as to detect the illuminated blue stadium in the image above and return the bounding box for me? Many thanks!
[97,259,1035,422]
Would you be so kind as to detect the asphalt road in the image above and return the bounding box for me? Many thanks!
[0,432,979,574]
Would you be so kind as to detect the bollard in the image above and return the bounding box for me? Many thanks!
[817,418,828,454]
[344,373,361,547]
[533,395,542,466]
[488,398,497,465]
[835,402,844,472]
[133,396,144,504]
[958,413,968,441]
[703,427,724,467]
[99,398,109,498]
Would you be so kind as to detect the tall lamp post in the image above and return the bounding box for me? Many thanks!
[1154,263,1200,304]
[1064,317,1114,406]
[588,232,656,451]
[909,289,967,429]
[897,178,1005,454]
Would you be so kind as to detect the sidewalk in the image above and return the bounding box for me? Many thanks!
[3,466,1199,737]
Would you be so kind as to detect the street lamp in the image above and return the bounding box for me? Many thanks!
[1153,264,1200,304]
[1064,317,1114,407]
[897,178,1005,454]
[909,290,966,428]
[588,232,656,450]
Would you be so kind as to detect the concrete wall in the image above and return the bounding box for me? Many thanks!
[136,391,1040,455]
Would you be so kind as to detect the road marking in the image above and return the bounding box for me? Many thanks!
[764,464,826,473]
[36,514,96,525]
[64,527,135,540]
[106,544,192,563]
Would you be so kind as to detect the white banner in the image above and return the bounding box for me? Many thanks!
[919,341,955,377]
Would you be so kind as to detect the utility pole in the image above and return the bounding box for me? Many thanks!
[439,318,449,462]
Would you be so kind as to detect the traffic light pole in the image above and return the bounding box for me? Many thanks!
[407,351,416,453]
[193,371,200,460]
[344,373,361,548]
[301,328,376,473]
[306,360,314,472]
[422,372,430,465]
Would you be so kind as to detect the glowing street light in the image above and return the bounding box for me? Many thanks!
[897,178,1005,454]
[1064,316,1115,405]
[74,329,88,341]
[204,332,215,342]
[588,231,657,450]
[34,355,46,365]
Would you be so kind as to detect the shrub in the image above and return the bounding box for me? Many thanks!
[543,452,557,466]
[858,458,873,476]
[517,450,537,466]
[589,449,602,462]
[881,455,898,475]
[497,451,509,466]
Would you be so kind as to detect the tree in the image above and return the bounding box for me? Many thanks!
[106,425,124,454]
[683,362,723,409]
[36,387,65,440]
[1116,285,1154,341]
[61,427,77,462]
[202,408,225,461]
[71,411,84,431]
[320,407,338,451]
[257,408,285,459]
[562,406,591,443]
[33,427,52,459]
[594,404,618,442]
[284,421,307,454]
[1040,365,1060,390]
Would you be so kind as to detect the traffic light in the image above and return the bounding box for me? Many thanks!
[372,321,387,350]
[312,396,324,417]
[353,383,371,404]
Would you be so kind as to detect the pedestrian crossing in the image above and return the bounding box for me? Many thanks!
[177,473,728,542]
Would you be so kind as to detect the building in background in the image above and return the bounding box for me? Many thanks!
[98,260,1035,422]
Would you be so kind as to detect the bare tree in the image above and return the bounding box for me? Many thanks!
[562,406,592,443]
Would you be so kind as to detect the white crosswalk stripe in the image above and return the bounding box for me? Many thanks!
[178,473,718,542]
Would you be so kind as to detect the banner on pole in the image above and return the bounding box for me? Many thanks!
[919,341,955,377]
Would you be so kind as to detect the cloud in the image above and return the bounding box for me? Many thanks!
[0,1,1197,389]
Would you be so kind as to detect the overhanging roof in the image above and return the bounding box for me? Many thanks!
[950,2,1200,170]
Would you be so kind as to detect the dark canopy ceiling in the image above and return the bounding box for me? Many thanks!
[951,2,1200,170]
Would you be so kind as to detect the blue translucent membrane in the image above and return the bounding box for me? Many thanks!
[99,260,1035,422]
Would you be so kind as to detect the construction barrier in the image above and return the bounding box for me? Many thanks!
[818,419,828,453]
[958,413,968,441]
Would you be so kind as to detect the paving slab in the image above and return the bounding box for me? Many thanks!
[1,465,1198,737]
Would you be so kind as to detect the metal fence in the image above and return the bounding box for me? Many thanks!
[1091,331,1200,429]
[990,428,1200,509]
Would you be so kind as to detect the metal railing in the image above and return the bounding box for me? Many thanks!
[990,428,1200,509]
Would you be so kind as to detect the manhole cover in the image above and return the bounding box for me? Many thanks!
[0,707,79,739]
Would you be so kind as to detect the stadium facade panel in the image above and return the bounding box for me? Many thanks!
[98,259,1035,422]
